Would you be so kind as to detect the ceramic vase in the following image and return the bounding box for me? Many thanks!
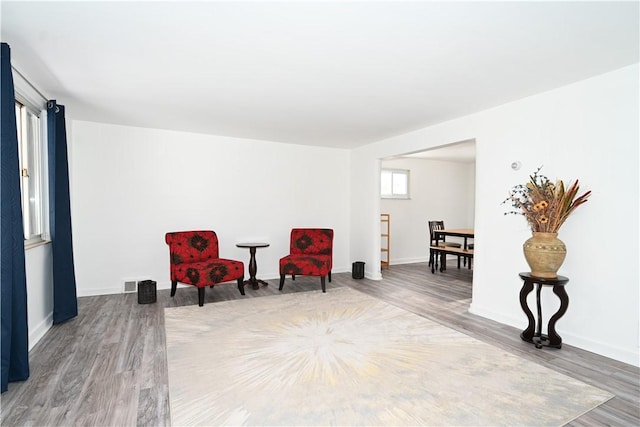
[523,232,566,279]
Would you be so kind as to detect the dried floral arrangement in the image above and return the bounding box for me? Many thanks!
[503,166,591,233]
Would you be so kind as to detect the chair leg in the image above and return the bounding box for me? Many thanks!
[170,280,177,297]
[237,277,245,295]
[197,287,205,307]
[328,271,332,282]
[457,256,461,269]
[292,274,296,281]
[320,276,326,293]
[279,274,285,291]
[430,250,435,273]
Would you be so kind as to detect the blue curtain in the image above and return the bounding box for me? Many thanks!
[47,100,78,324]
[1,42,30,393]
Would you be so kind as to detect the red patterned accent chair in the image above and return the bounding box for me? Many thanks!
[279,228,334,293]
[165,230,245,306]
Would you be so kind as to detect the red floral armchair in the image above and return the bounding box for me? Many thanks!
[279,228,334,292]
[165,230,245,306]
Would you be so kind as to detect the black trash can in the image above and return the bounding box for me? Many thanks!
[138,280,157,304]
[352,262,365,279]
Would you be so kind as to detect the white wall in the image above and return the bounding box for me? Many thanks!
[69,122,351,296]
[380,158,475,264]
[24,243,54,350]
[350,64,639,366]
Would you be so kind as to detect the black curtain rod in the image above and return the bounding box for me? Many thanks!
[11,65,48,102]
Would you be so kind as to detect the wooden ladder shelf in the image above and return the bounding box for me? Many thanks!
[381,213,390,269]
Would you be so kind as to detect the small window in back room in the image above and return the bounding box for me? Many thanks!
[381,168,409,199]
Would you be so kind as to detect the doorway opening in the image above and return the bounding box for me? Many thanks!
[378,139,476,296]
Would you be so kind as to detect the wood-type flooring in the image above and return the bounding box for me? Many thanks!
[1,263,638,426]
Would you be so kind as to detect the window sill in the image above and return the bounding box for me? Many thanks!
[25,239,51,250]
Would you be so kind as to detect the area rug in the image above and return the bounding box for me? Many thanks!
[164,287,612,426]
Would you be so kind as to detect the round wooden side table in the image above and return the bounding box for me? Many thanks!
[236,243,270,289]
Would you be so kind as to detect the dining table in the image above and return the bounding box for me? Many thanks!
[431,229,474,273]
[434,228,474,250]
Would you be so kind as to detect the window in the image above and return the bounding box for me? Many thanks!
[381,168,410,199]
[15,98,45,244]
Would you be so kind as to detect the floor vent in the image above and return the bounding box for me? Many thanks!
[123,280,137,293]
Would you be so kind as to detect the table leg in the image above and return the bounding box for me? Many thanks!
[547,285,569,348]
[429,248,435,273]
[535,283,543,347]
[463,237,467,267]
[431,249,440,274]
[245,247,268,289]
[519,279,536,343]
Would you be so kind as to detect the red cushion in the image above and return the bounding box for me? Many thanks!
[173,259,244,288]
[279,254,331,277]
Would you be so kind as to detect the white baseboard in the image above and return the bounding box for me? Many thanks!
[388,256,430,265]
[78,267,355,297]
[387,255,463,266]
[556,331,639,367]
[77,287,123,297]
[469,303,640,368]
[29,312,53,352]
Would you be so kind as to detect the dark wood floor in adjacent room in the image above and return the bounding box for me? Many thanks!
[1,262,638,426]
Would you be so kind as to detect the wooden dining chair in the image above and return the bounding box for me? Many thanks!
[428,221,462,248]
[428,220,463,269]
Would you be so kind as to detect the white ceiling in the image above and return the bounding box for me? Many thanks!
[2,1,638,149]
